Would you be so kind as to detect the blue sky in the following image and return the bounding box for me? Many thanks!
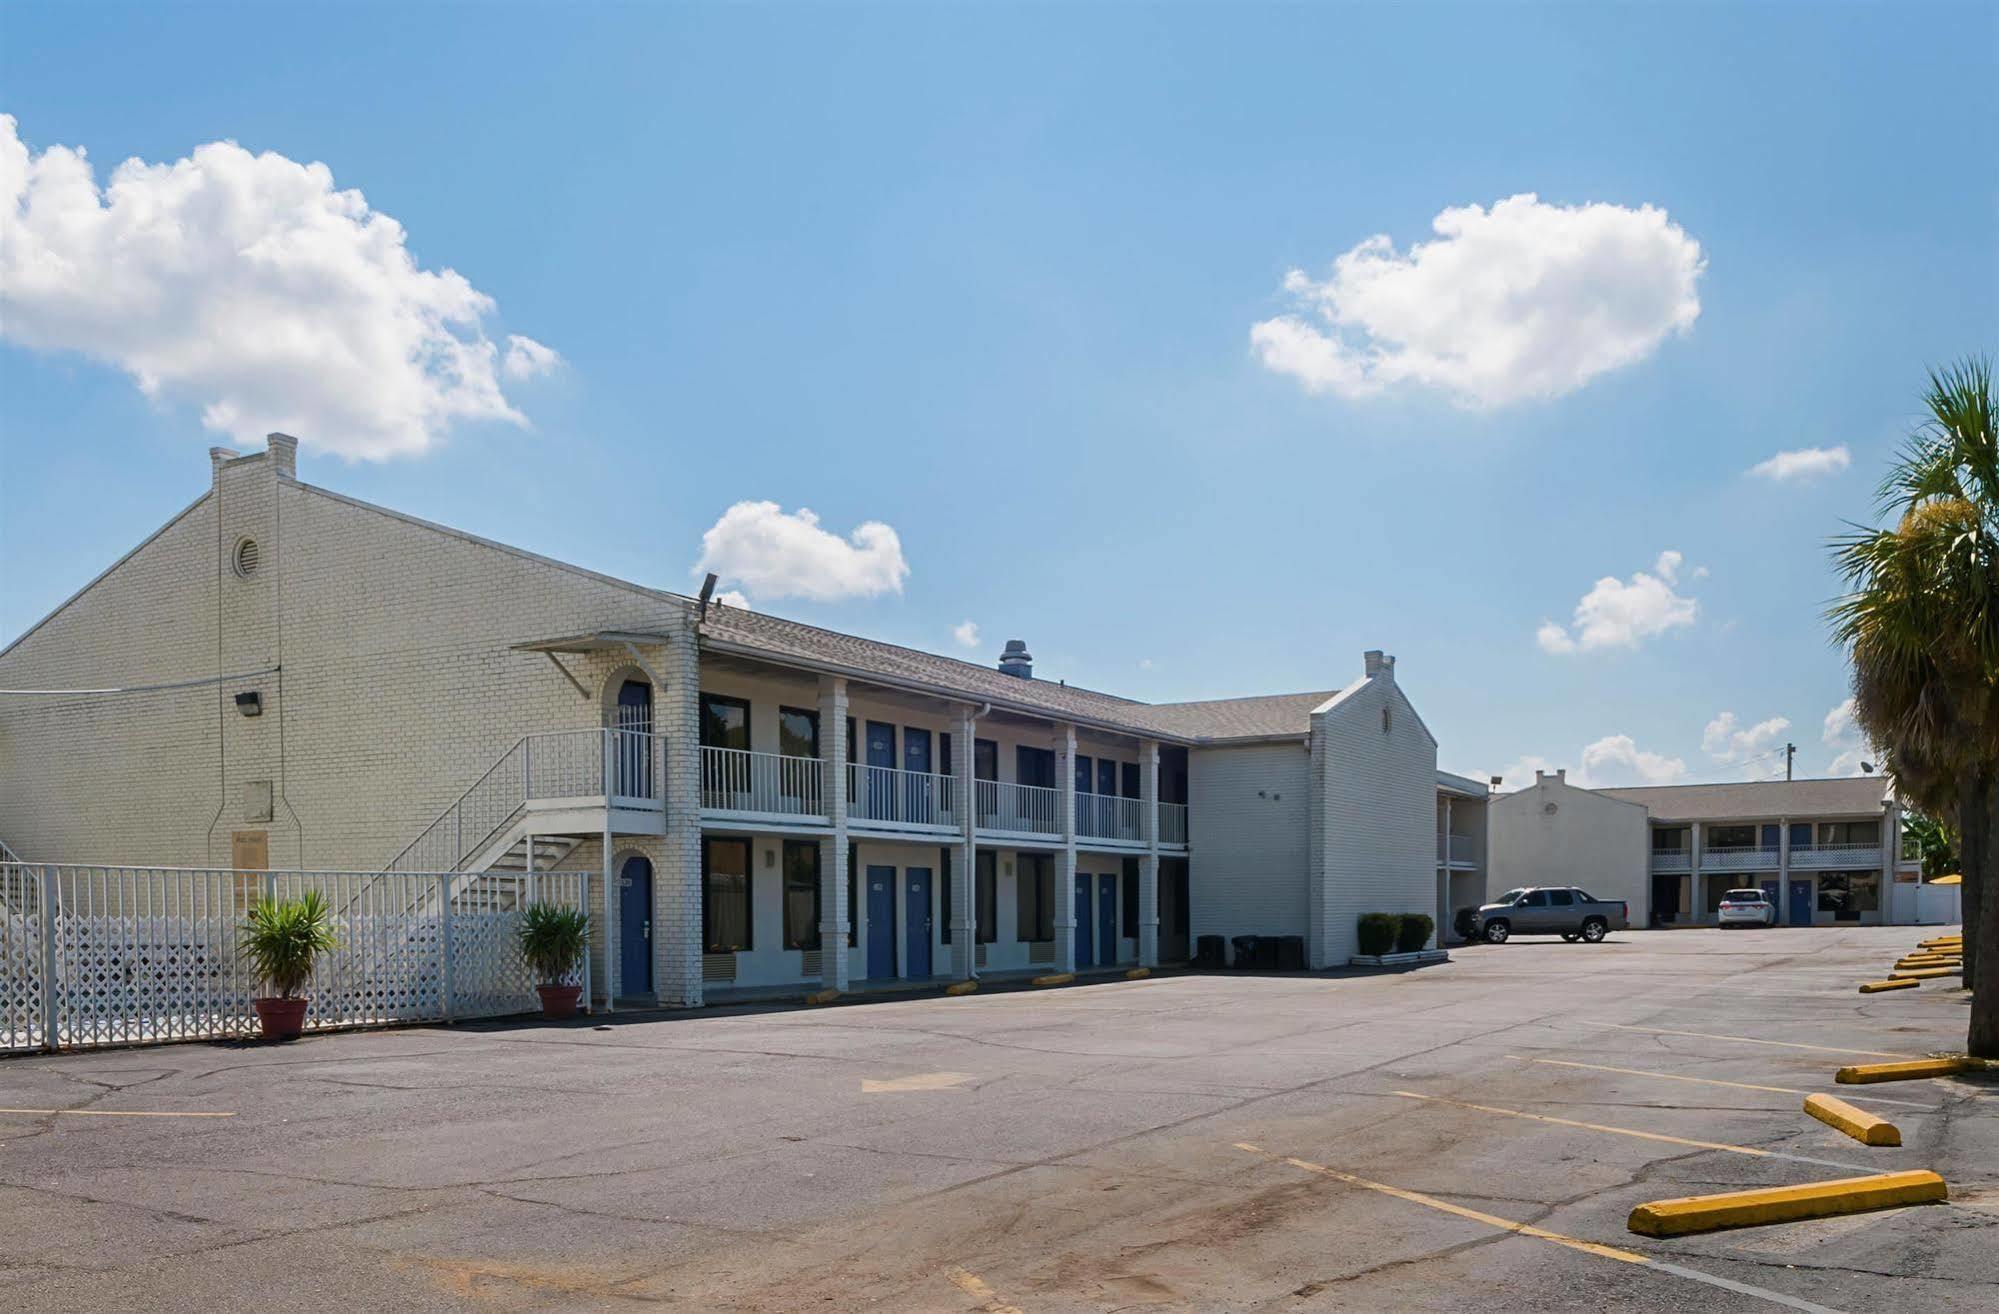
[2,1,1993,787]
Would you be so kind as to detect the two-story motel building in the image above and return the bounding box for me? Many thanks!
[0,438,1487,1006]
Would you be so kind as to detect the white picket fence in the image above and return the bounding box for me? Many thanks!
[0,864,591,1054]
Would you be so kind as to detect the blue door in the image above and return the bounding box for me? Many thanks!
[1098,872,1117,964]
[865,722,896,821]
[619,855,653,994]
[866,866,896,978]
[1075,872,1095,968]
[1788,879,1813,926]
[904,728,932,824]
[905,868,933,977]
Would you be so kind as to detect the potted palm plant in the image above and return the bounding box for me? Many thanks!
[241,889,337,1041]
[519,901,591,1018]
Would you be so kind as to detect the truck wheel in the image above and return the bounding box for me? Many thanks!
[1579,918,1607,943]
[1483,920,1510,944]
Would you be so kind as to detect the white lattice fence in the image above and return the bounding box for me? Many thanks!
[1,866,593,1054]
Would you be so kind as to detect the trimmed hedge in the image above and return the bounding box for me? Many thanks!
[1356,913,1399,956]
[1395,913,1435,954]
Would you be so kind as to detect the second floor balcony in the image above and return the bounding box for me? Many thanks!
[701,747,826,821]
[1700,845,1781,871]
[1650,848,1691,872]
[1789,842,1884,870]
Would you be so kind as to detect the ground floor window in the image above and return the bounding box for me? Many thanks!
[782,841,821,950]
[1016,853,1054,941]
[1817,870,1879,918]
[976,851,998,943]
[703,837,753,953]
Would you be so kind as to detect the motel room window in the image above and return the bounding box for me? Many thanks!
[1651,827,1686,852]
[1819,820,1881,847]
[1016,746,1056,789]
[1016,854,1054,941]
[940,847,953,944]
[700,694,751,749]
[782,841,821,951]
[1706,824,1756,850]
[778,707,820,759]
[1817,871,1879,919]
[976,851,998,943]
[703,837,753,953]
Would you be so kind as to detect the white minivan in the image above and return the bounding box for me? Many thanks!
[1718,888,1778,927]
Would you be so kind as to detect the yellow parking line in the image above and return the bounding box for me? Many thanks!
[1390,1091,1772,1158]
[944,1265,1024,1314]
[1234,1142,1646,1263]
[1234,1143,1846,1312]
[1597,1023,1913,1059]
[0,1107,236,1118]
[1506,1056,1938,1110]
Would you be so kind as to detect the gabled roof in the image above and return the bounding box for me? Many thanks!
[1124,690,1340,741]
[1594,777,1892,821]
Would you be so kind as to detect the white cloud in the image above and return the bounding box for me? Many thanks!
[714,589,752,611]
[1749,445,1851,482]
[694,501,909,603]
[1252,193,1703,408]
[1580,734,1688,787]
[1494,755,1560,792]
[1821,697,1877,776]
[951,620,981,650]
[502,334,562,381]
[1537,550,1699,654]
[1702,711,1790,764]
[0,116,554,461]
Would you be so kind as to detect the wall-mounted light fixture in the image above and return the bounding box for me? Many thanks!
[234,691,262,717]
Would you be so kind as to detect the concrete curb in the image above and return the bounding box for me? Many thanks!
[1804,1093,1901,1146]
[1836,1057,1972,1084]
[1627,1171,1947,1237]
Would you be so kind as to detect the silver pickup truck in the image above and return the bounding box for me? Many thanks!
[1472,886,1629,944]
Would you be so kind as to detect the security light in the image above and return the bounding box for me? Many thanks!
[234,691,262,717]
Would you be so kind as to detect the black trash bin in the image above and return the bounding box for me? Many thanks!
[1276,935,1305,971]
[1193,934,1226,969]
[1453,907,1480,943]
[1230,935,1261,969]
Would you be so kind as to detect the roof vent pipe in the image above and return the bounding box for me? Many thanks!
[998,639,1033,679]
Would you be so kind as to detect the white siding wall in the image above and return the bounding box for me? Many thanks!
[1309,676,1438,967]
[1187,742,1309,955]
[1488,775,1651,923]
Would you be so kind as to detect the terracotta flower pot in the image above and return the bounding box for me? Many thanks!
[536,983,583,1018]
[252,996,309,1041]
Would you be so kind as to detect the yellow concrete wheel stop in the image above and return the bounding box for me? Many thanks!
[1835,1057,1971,1083]
[1803,1093,1901,1145]
[1031,972,1074,987]
[1627,1171,1946,1237]
[1859,978,1920,993]
[944,980,978,996]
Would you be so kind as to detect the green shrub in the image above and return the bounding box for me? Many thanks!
[1395,913,1435,953]
[241,891,338,999]
[518,902,591,984]
[1356,913,1398,956]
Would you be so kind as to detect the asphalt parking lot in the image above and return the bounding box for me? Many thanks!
[1,925,1992,1313]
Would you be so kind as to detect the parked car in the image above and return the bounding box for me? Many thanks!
[1718,888,1778,927]
[1474,887,1629,944]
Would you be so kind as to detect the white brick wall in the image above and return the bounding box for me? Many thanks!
[1187,742,1310,953]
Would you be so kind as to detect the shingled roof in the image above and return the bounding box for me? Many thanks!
[1594,777,1892,821]
[698,604,1334,744]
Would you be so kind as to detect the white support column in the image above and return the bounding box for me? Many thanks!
[656,630,705,1008]
[601,813,617,1010]
[1055,724,1078,973]
[954,706,977,979]
[817,676,850,991]
[1687,823,1703,926]
[1139,738,1160,967]
[1437,794,1453,948]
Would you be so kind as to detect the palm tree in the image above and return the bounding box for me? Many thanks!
[1903,810,1958,880]
[1830,355,1999,1057]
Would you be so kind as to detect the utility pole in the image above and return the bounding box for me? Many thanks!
[1785,742,1796,781]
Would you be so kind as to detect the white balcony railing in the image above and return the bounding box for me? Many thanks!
[390,729,663,873]
[1077,791,1143,842]
[1159,802,1189,846]
[975,779,1061,835]
[1650,848,1691,872]
[1789,842,1884,870]
[701,747,824,818]
[848,763,958,829]
[1701,845,1780,871]
[1437,833,1479,866]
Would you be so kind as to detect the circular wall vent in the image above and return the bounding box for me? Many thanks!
[233,537,261,578]
[1543,802,1559,815]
